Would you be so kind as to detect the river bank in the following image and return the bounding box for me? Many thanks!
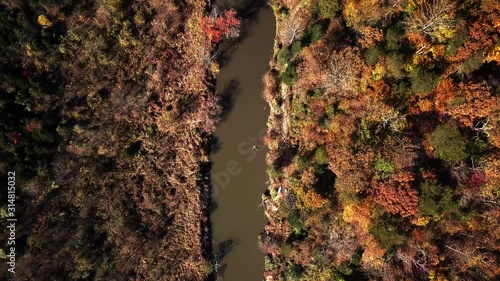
[260,0,500,280]
[0,0,225,280]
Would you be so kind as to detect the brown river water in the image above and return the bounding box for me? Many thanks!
[210,1,275,280]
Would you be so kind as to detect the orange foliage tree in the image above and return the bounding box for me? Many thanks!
[433,77,457,113]
[488,113,500,148]
[343,0,395,29]
[483,150,500,198]
[371,172,419,219]
[446,81,498,127]
[358,26,384,48]
[450,20,498,74]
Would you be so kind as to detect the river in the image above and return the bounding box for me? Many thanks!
[210,1,275,280]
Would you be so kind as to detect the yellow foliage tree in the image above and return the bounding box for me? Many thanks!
[343,202,372,231]
[296,186,327,209]
[485,45,500,63]
[37,15,53,27]
[483,151,500,199]
[361,236,386,266]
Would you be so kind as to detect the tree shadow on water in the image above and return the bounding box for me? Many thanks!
[209,199,218,214]
[213,239,238,279]
[217,79,241,122]
[209,136,222,154]
[215,263,228,280]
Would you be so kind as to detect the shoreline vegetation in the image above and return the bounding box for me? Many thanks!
[0,0,240,280]
[260,0,499,280]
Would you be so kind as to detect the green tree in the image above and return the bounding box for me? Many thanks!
[283,63,298,86]
[302,21,328,46]
[291,40,302,56]
[288,210,304,234]
[364,46,383,65]
[386,53,405,79]
[278,46,292,67]
[370,211,406,249]
[419,181,459,220]
[317,0,340,18]
[314,147,329,165]
[430,123,468,163]
[374,158,394,180]
[409,66,439,95]
[385,25,403,51]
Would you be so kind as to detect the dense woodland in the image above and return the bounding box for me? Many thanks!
[0,0,238,280]
[1,0,499,280]
[261,0,499,280]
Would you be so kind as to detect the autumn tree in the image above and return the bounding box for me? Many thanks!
[358,26,384,49]
[296,42,329,90]
[279,14,306,46]
[446,81,498,128]
[482,151,500,199]
[433,77,457,113]
[488,116,500,148]
[442,235,499,277]
[371,172,419,219]
[343,0,395,28]
[260,0,500,279]
[450,20,498,74]
[396,242,433,274]
[323,48,362,93]
[467,170,487,189]
[320,218,359,264]
[201,8,240,43]
[405,0,457,41]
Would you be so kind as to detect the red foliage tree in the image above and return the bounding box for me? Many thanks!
[201,9,241,43]
[7,131,21,144]
[468,170,487,189]
[21,69,32,77]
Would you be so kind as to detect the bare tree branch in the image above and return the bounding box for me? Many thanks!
[279,15,305,46]
[405,0,456,38]
[323,49,362,93]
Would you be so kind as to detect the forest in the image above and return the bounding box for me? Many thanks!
[1,0,499,280]
[0,0,238,280]
[260,0,499,280]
